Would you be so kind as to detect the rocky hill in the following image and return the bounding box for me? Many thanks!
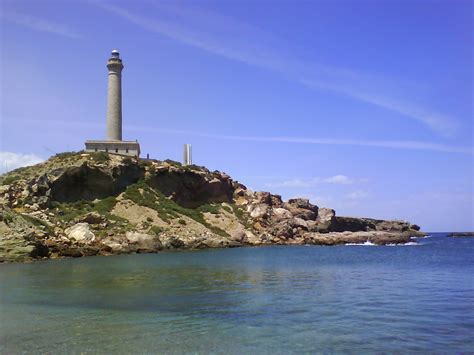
[0,152,424,262]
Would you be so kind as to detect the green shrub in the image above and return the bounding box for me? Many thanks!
[123,181,173,223]
[230,204,253,229]
[0,213,14,224]
[182,164,202,172]
[197,204,220,214]
[148,165,156,175]
[90,152,110,162]
[139,159,152,168]
[54,152,77,160]
[51,200,92,222]
[21,214,54,235]
[178,218,186,225]
[149,226,164,235]
[122,181,230,237]
[92,196,117,214]
[164,159,182,167]
[1,175,20,185]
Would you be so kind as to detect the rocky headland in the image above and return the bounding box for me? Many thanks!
[448,232,474,237]
[0,152,424,262]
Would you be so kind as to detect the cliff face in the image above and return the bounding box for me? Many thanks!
[0,152,424,262]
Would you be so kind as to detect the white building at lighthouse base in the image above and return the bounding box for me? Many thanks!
[84,140,140,157]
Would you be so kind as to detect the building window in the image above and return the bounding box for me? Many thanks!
[115,148,118,153]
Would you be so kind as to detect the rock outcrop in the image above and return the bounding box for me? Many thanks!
[448,232,474,237]
[0,152,425,262]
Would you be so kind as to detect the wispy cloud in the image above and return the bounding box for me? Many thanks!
[125,125,473,154]
[323,175,355,185]
[346,190,369,200]
[0,151,44,174]
[266,175,359,188]
[0,11,83,39]
[13,118,473,154]
[93,1,460,137]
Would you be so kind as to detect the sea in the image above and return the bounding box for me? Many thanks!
[0,233,473,353]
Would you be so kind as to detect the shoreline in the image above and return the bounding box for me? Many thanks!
[1,230,426,264]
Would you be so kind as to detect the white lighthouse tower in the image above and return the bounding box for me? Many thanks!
[85,50,141,157]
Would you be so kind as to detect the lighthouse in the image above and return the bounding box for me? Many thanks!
[106,49,123,141]
[85,50,141,157]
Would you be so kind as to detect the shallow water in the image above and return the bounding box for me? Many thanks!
[1,233,473,353]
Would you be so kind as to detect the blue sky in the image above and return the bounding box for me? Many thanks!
[0,0,472,231]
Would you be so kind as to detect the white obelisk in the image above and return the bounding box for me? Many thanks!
[183,144,192,165]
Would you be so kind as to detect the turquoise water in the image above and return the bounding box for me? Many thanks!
[1,233,473,353]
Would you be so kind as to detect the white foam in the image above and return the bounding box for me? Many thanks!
[345,241,419,247]
[345,240,376,246]
[386,242,419,246]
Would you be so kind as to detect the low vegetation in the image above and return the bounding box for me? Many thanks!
[122,180,229,237]
[149,226,164,235]
[54,152,77,160]
[1,175,20,186]
[20,214,54,235]
[89,151,110,162]
[93,196,118,214]
[50,197,118,225]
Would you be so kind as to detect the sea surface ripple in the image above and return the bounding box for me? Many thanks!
[1,233,473,353]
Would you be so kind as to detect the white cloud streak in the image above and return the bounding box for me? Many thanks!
[266,175,358,188]
[0,11,83,39]
[125,125,473,154]
[323,175,355,184]
[0,152,44,174]
[346,190,369,200]
[12,118,473,155]
[94,1,460,137]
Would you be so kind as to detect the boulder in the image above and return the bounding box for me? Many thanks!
[161,235,185,249]
[272,207,293,220]
[315,208,335,232]
[65,223,95,242]
[58,246,84,257]
[270,221,294,239]
[283,198,318,221]
[252,192,272,205]
[76,212,107,225]
[287,198,316,210]
[329,216,374,232]
[125,232,162,252]
[249,204,269,219]
[291,217,308,229]
[363,218,408,232]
